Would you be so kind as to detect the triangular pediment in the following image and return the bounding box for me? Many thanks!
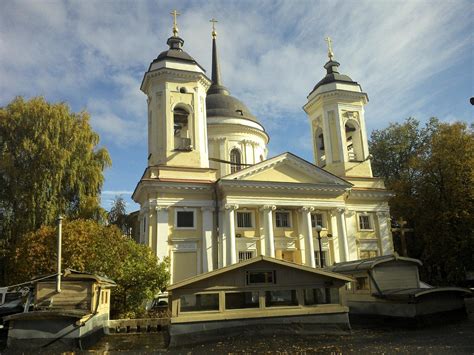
[223,152,351,187]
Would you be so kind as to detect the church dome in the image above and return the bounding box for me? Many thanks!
[310,59,360,95]
[206,91,258,122]
[150,34,206,72]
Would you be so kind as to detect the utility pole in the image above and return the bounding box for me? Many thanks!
[56,216,63,293]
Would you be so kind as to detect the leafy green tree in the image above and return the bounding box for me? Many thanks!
[108,195,131,235]
[414,122,474,285]
[0,97,111,253]
[370,118,474,285]
[8,219,170,318]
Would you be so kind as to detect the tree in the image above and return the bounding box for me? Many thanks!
[414,122,474,285]
[7,219,170,318]
[108,195,130,235]
[370,118,474,285]
[0,97,111,254]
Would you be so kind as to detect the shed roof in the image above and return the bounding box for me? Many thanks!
[168,255,353,291]
[32,269,116,288]
[326,253,422,274]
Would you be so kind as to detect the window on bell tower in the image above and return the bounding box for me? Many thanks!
[230,148,242,173]
[173,107,191,151]
[314,127,325,166]
[345,120,363,162]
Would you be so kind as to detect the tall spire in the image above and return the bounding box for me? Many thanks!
[208,18,229,95]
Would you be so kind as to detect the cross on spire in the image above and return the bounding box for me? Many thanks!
[210,18,218,38]
[170,9,181,36]
[325,36,334,61]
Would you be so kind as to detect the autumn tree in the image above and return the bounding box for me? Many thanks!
[370,118,474,285]
[0,97,111,254]
[8,219,170,318]
[108,195,131,235]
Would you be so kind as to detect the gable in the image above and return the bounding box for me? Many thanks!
[224,152,351,187]
[248,163,328,184]
[168,256,353,291]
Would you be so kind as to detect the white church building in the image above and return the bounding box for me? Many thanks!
[132,16,394,283]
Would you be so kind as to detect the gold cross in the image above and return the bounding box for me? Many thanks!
[170,9,181,36]
[325,36,334,61]
[210,18,218,38]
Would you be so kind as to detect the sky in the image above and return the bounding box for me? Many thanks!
[1,0,473,212]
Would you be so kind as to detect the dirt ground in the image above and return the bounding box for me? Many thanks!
[87,318,474,354]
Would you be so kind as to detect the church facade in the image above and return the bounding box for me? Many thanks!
[132,17,394,283]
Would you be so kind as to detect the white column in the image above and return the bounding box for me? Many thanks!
[218,208,226,268]
[377,211,393,255]
[336,208,350,262]
[329,210,341,263]
[155,206,169,262]
[225,204,239,265]
[300,207,316,268]
[201,207,214,272]
[261,205,276,257]
[298,211,306,265]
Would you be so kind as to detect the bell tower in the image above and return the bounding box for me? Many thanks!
[303,38,372,178]
[141,10,211,170]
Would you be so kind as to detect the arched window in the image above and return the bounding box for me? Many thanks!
[173,107,191,150]
[345,120,363,161]
[314,128,325,166]
[230,148,242,173]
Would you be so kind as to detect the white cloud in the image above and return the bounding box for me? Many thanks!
[0,0,471,147]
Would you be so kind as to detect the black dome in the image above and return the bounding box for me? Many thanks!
[310,60,360,96]
[206,93,258,122]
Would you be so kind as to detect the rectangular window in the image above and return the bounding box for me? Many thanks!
[355,277,369,291]
[236,212,252,228]
[360,250,378,259]
[275,211,290,228]
[180,293,219,312]
[358,214,372,230]
[304,288,331,305]
[246,270,276,285]
[265,290,298,307]
[311,213,324,228]
[225,291,259,310]
[238,251,254,262]
[176,210,194,228]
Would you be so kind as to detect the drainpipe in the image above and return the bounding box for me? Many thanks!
[56,216,63,293]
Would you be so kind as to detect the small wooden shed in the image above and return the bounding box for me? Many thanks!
[167,255,353,346]
[326,253,472,319]
[4,269,116,350]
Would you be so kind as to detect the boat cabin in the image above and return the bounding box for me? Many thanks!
[4,269,116,350]
[167,255,353,346]
[326,254,472,319]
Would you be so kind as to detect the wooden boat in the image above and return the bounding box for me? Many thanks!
[3,269,115,350]
[326,254,472,320]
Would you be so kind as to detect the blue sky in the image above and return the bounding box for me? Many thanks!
[1,0,473,212]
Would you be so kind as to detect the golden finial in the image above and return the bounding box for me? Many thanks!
[325,36,334,61]
[170,9,181,36]
[210,18,218,38]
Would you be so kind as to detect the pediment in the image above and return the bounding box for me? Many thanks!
[223,152,351,187]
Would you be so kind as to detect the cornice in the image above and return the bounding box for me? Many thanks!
[142,68,211,93]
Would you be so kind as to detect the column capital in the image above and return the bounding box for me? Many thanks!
[201,206,215,212]
[260,205,276,212]
[155,205,170,211]
[299,206,315,213]
[224,204,239,211]
[376,210,390,218]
